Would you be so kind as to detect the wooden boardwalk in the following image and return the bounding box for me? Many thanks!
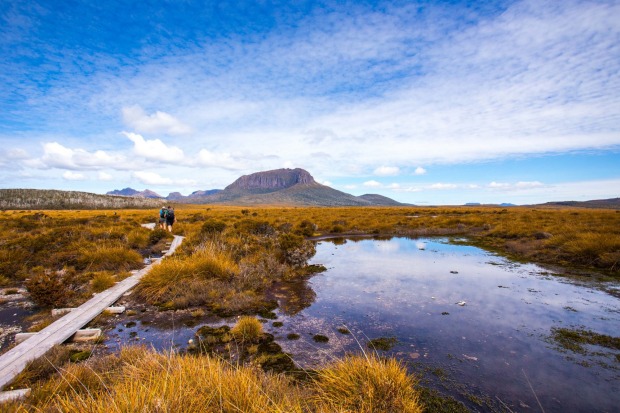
[0,233,184,389]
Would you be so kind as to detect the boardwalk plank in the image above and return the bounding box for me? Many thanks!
[0,234,183,389]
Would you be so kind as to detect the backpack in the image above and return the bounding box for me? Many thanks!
[166,209,175,220]
[160,208,167,218]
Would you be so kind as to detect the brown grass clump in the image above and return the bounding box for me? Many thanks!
[15,347,424,413]
[90,271,116,293]
[22,347,305,413]
[77,243,143,272]
[313,353,423,413]
[231,316,263,342]
[136,241,240,308]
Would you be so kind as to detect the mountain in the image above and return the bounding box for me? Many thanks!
[191,168,405,206]
[107,188,163,198]
[538,198,620,209]
[187,189,222,198]
[166,192,185,201]
[358,194,407,206]
[0,189,161,210]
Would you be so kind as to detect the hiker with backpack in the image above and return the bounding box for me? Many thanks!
[165,205,176,232]
[158,206,168,229]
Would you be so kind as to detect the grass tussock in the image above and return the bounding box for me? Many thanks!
[231,316,263,342]
[313,353,423,413]
[16,347,423,413]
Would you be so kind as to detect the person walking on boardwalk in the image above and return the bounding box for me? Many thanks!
[158,206,168,229]
[165,205,176,233]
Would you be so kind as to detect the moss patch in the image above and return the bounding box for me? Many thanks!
[551,327,620,354]
[368,337,398,351]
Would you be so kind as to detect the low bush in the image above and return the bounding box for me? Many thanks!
[25,267,83,308]
[200,219,227,235]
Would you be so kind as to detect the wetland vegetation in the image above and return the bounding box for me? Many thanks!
[1,205,619,411]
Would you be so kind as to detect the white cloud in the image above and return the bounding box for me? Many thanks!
[132,171,173,185]
[62,171,86,180]
[196,149,244,170]
[516,181,545,189]
[374,166,399,176]
[489,181,511,189]
[414,167,427,175]
[98,172,113,181]
[321,180,332,186]
[132,171,197,187]
[363,180,382,188]
[6,149,29,159]
[122,105,192,135]
[25,142,127,171]
[123,132,185,163]
[429,183,458,190]
[488,180,546,191]
[387,183,401,189]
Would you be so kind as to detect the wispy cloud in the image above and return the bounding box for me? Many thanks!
[363,180,382,188]
[24,142,128,170]
[374,166,400,176]
[1,0,619,201]
[62,171,86,181]
[132,171,197,187]
[123,132,185,163]
[122,105,192,135]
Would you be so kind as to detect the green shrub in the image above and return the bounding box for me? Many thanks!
[201,219,227,235]
[295,220,316,237]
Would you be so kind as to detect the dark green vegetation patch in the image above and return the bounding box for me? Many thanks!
[312,334,329,343]
[367,337,398,351]
[551,327,620,354]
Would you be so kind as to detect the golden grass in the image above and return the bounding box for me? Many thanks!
[231,316,263,342]
[137,242,239,307]
[15,347,423,413]
[314,353,423,413]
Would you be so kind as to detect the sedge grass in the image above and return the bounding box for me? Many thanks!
[16,346,424,413]
[231,316,263,342]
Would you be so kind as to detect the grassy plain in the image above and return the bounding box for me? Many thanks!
[1,205,618,411]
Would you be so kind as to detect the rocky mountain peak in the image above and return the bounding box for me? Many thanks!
[225,168,317,191]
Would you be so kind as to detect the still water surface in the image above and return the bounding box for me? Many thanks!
[104,237,619,412]
[272,237,619,412]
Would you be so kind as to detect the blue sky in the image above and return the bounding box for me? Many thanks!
[1,0,619,205]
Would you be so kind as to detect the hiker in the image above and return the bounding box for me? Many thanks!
[158,206,168,229]
[165,205,176,233]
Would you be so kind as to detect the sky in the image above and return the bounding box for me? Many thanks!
[1,0,619,205]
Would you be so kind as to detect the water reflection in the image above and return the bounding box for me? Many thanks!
[273,237,620,413]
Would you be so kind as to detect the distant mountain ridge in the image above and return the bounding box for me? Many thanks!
[0,189,160,210]
[538,198,620,209]
[193,168,406,206]
[107,188,163,198]
[106,168,406,206]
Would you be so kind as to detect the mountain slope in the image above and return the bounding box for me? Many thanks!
[107,188,163,198]
[0,189,161,210]
[358,193,406,206]
[538,198,620,209]
[189,168,404,206]
[194,168,368,206]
